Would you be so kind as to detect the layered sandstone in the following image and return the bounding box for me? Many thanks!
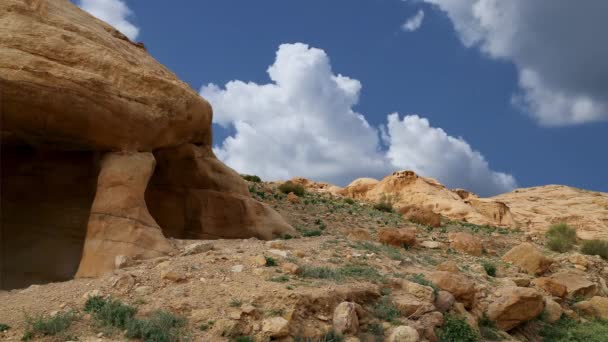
[0,0,293,289]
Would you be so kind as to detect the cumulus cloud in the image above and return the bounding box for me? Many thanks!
[402,10,425,32]
[422,0,608,125]
[201,43,516,196]
[78,0,139,40]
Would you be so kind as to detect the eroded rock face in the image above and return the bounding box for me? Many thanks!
[0,0,293,288]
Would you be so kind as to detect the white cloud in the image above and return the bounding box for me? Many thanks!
[384,114,517,195]
[402,10,425,32]
[78,0,139,40]
[422,0,608,125]
[201,43,516,196]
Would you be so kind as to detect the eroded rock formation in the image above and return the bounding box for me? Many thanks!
[0,0,294,289]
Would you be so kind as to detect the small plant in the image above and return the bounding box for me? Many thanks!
[265,308,285,317]
[344,198,355,205]
[302,229,323,237]
[125,310,186,342]
[265,256,278,267]
[84,296,136,329]
[229,298,243,308]
[479,314,502,341]
[0,324,10,332]
[241,174,261,182]
[233,336,254,342]
[581,240,608,260]
[545,223,577,252]
[269,275,290,283]
[199,320,214,331]
[408,273,439,295]
[373,295,400,322]
[373,201,393,213]
[22,311,76,341]
[482,260,497,277]
[437,314,479,342]
[540,317,608,342]
[278,181,305,196]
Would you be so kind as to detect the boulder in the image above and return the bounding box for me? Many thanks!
[436,261,459,273]
[549,271,598,299]
[347,229,372,241]
[0,0,295,289]
[378,228,416,247]
[544,297,563,323]
[434,291,455,313]
[262,317,290,338]
[387,325,420,342]
[332,302,359,336]
[398,205,441,228]
[574,296,608,319]
[486,287,544,331]
[502,243,553,275]
[287,192,301,204]
[427,271,476,308]
[448,232,483,256]
[393,294,435,318]
[402,280,435,302]
[531,277,567,298]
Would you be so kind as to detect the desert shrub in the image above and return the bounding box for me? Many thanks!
[437,314,479,342]
[409,273,439,295]
[265,256,277,267]
[278,181,305,196]
[344,198,355,205]
[540,317,608,342]
[581,240,608,260]
[84,296,136,329]
[299,264,381,282]
[233,337,254,342]
[373,201,393,213]
[481,260,497,277]
[398,205,441,227]
[241,174,261,183]
[125,310,186,342]
[545,223,577,252]
[0,324,10,332]
[479,314,502,341]
[373,296,400,322]
[269,275,290,283]
[199,320,214,331]
[229,298,243,307]
[302,229,323,237]
[22,311,76,340]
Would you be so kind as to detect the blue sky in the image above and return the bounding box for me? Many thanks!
[77,0,608,195]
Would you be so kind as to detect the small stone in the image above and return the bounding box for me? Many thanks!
[268,249,288,258]
[420,241,443,249]
[262,317,290,338]
[281,262,300,275]
[114,255,130,269]
[347,228,372,241]
[161,270,187,282]
[266,240,287,249]
[183,242,214,255]
[253,268,266,276]
[250,255,267,266]
[333,302,359,336]
[134,285,154,296]
[387,325,420,342]
[232,265,244,273]
[83,289,102,299]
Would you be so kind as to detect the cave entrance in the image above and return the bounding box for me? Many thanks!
[0,144,99,290]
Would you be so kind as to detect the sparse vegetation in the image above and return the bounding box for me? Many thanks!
[0,324,10,332]
[479,314,502,341]
[125,310,186,342]
[344,198,355,205]
[22,311,76,341]
[199,320,214,331]
[482,260,497,277]
[539,317,608,342]
[581,239,608,260]
[241,174,261,183]
[233,336,254,342]
[302,229,323,237]
[269,275,290,283]
[373,295,400,322]
[265,256,278,266]
[84,296,136,329]
[229,298,243,307]
[437,314,479,342]
[545,223,577,252]
[299,264,381,282]
[278,181,305,196]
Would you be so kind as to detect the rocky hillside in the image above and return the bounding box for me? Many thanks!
[1,180,607,341]
[492,185,608,240]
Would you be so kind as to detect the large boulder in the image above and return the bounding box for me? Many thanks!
[574,296,608,319]
[448,232,483,256]
[378,228,416,247]
[486,287,544,331]
[0,0,293,289]
[427,271,476,308]
[502,243,553,275]
[549,271,598,299]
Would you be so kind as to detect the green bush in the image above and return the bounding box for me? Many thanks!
[125,310,186,342]
[373,201,393,213]
[581,240,608,260]
[22,311,76,340]
[302,229,323,237]
[437,314,479,342]
[344,198,355,205]
[540,317,608,342]
[233,336,254,342]
[0,324,10,332]
[278,181,305,196]
[479,314,502,341]
[481,260,497,277]
[373,296,400,322]
[84,296,136,329]
[265,256,278,266]
[545,223,577,252]
[241,174,261,182]
[299,264,380,282]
